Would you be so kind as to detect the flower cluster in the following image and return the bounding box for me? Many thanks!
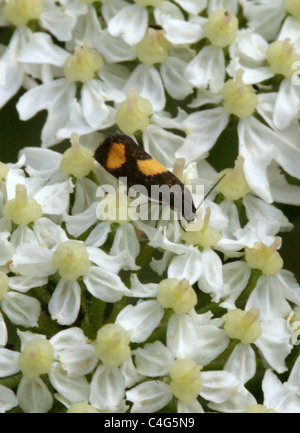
[0,0,300,413]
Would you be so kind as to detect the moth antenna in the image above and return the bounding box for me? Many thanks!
[196,174,226,211]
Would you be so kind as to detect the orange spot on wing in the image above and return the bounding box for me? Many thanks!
[137,158,168,176]
[106,143,126,170]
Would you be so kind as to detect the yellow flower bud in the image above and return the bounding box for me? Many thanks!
[157,278,197,314]
[3,184,42,225]
[115,88,153,134]
[135,28,171,65]
[94,324,130,367]
[135,0,164,6]
[181,208,221,249]
[245,238,284,275]
[18,338,54,379]
[0,162,9,179]
[283,0,300,21]
[224,308,262,344]
[67,403,99,413]
[267,38,300,78]
[245,404,277,413]
[53,240,91,281]
[0,271,9,300]
[3,0,44,27]
[60,133,94,178]
[64,41,104,83]
[222,69,258,118]
[216,156,251,200]
[203,9,238,48]
[169,359,202,403]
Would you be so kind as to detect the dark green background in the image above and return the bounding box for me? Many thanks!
[0,89,299,281]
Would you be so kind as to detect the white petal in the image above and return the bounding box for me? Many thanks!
[49,327,88,351]
[0,349,19,377]
[12,244,56,277]
[87,247,124,274]
[40,5,86,42]
[276,269,300,306]
[129,273,158,298]
[238,117,275,203]
[124,64,165,111]
[34,180,73,215]
[220,261,252,309]
[142,124,184,168]
[243,195,293,233]
[90,365,125,411]
[268,163,300,205]
[110,224,140,271]
[225,343,256,385]
[185,46,225,93]
[108,4,148,46]
[81,81,112,129]
[17,377,53,413]
[83,266,130,302]
[168,248,203,284]
[273,79,300,130]
[85,221,111,247]
[48,279,81,326]
[20,147,62,180]
[0,29,24,108]
[177,399,204,413]
[134,341,173,377]
[161,16,203,44]
[8,276,48,293]
[256,318,292,374]
[98,30,136,63]
[126,381,172,413]
[0,385,17,413]
[72,177,98,215]
[33,217,68,250]
[176,108,229,163]
[120,356,144,389]
[194,325,229,366]
[1,292,41,328]
[201,371,240,403]
[174,0,207,14]
[57,345,97,378]
[18,32,68,66]
[160,57,193,100]
[208,0,238,14]
[167,313,200,360]
[0,313,7,347]
[241,0,285,41]
[48,362,90,403]
[116,301,164,343]
[198,249,224,298]
[64,203,98,238]
[246,275,292,320]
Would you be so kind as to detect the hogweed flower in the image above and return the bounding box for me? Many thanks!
[64,41,104,83]
[52,240,91,281]
[115,88,153,134]
[157,278,197,314]
[18,338,54,379]
[245,238,284,275]
[222,69,258,118]
[3,184,42,225]
[94,324,131,367]
[3,0,44,27]
[135,28,171,65]
[203,9,239,48]
[169,359,202,403]
[267,38,300,78]
[60,133,94,178]
[224,308,262,344]
[181,208,221,249]
[216,156,251,200]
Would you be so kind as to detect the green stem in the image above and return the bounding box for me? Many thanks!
[197,302,227,316]
[136,242,155,271]
[0,373,22,389]
[235,268,262,309]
